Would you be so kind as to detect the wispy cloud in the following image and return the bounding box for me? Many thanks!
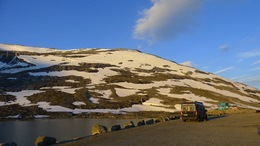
[250,67,260,71]
[230,75,247,80]
[133,0,202,43]
[237,75,260,83]
[181,61,193,67]
[251,60,260,66]
[214,67,234,74]
[219,44,230,51]
[238,50,260,58]
[235,76,260,89]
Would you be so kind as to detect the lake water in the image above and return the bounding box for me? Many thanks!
[0,118,140,146]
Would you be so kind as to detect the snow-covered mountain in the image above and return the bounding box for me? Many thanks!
[0,44,259,118]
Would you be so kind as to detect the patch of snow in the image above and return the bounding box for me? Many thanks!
[65,54,88,57]
[65,80,80,83]
[113,79,185,90]
[89,97,99,104]
[40,86,80,94]
[73,101,86,106]
[0,44,58,53]
[158,88,218,107]
[34,115,49,118]
[0,55,66,73]
[4,90,44,106]
[37,102,73,112]
[142,98,168,107]
[30,67,118,84]
[35,101,178,113]
[0,102,6,106]
[115,88,139,97]
[234,102,260,110]
[132,71,152,76]
[7,78,17,80]
[6,115,21,119]
[121,104,177,113]
[0,62,8,67]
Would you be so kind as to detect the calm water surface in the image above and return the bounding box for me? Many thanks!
[0,118,140,146]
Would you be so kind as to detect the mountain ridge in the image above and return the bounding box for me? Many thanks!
[0,44,259,119]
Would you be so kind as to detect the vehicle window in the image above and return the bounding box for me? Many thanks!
[189,106,195,111]
[182,104,195,111]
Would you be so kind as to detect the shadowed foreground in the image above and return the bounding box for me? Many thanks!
[57,113,260,146]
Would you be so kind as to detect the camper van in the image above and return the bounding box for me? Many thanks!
[181,102,207,122]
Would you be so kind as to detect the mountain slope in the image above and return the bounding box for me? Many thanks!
[0,44,259,118]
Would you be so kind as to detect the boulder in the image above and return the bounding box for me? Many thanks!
[0,142,17,146]
[92,124,108,135]
[110,125,121,132]
[164,117,170,121]
[145,119,155,125]
[169,116,176,120]
[160,117,165,122]
[124,121,135,129]
[35,136,56,146]
[154,118,161,123]
[137,120,145,126]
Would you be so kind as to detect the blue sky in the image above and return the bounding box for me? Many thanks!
[0,0,260,89]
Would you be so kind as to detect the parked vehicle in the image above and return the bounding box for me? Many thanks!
[181,101,207,122]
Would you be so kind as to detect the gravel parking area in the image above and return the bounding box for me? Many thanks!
[58,113,260,146]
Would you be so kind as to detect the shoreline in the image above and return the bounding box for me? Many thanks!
[1,108,257,121]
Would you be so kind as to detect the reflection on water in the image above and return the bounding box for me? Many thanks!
[0,118,140,146]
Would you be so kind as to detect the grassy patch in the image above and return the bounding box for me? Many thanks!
[170,86,230,104]
[0,94,16,102]
[207,108,256,116]
[0,74,91,92]
[0,104,47,117]
[28,88,97,109]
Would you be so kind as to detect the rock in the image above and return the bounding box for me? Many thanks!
[137,120,145,126]
[145,119,155,125]
[92,124,108,135]
[160,117,165,122]
[0,142,17,146]
[124,121,135,129]
[164,117,170,121]
[110,125,121,131]
[154,118,161,123]
[169,116,176,120]
[35,136,56,146]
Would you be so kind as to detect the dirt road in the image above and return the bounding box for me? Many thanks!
[58,113,260,146]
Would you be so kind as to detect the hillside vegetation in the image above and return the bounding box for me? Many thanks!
[0,44,259,119]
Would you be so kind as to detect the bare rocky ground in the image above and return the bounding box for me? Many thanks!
[57,113,260,146]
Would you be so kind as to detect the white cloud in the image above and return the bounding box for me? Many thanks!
[181,61,193,67]
[232,75,260,89]
[133,0,202,43]
[250,67,260,71]
[251,60,260,66]
[238,50,260,58]
[230,75,246,80]
[219,44,230,51]
[214,67,234,74]
[239,76,260,82]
